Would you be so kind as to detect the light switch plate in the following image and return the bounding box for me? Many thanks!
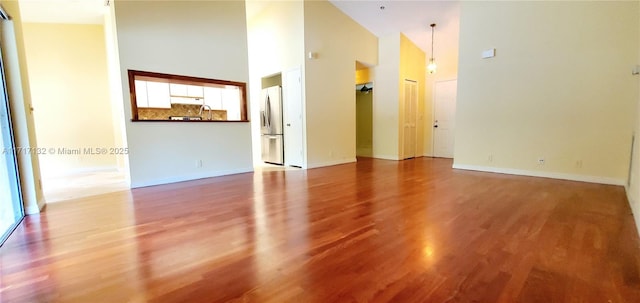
[481,48,495,59]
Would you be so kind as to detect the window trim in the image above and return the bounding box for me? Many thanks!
[128,70,249,122]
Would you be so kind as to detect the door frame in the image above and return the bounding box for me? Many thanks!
[431,78,458,158]
[355,81,373,159]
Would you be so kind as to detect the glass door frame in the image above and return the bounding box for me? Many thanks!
[0,19,24,246]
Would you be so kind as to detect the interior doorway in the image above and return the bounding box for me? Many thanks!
[402,79,418,159]
[356,82,373,157]
[432,79,457,158]
[21,21,128,202]
[253,70,305,172]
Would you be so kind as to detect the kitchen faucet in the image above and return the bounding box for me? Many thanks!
[199,104,212,120]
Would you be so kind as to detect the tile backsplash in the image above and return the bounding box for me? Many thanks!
[138,104,227,121]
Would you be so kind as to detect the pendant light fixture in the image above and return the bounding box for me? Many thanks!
[427,23,437,74]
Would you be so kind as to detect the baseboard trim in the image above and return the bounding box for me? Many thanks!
[37,197,46,212]
[131,167,254,188]
[307,158,357,169]
[24,198,45,215]
[452,163,625,186]
[372,154,400,161]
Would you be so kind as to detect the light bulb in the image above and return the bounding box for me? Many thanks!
[427,58,437,74]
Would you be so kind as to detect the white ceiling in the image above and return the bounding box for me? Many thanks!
[19,0,106,24]
[329,0,460,55]
[17,0,460,55]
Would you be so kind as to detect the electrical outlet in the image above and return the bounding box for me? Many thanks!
[196,159,203,168]
[538,158,545,165]
[576,160,583,168]
[488,154,493,162]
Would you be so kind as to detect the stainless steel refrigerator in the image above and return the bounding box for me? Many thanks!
[260,86,284,165]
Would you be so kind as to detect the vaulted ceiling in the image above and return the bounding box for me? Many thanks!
[18,0,460,58]
[329,0,460,56]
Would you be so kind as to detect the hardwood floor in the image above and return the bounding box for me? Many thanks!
[1,158,640,302]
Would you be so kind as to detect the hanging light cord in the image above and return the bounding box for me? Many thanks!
[430,23,435,60]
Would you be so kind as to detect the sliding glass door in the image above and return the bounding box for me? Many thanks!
[0,39,23,246]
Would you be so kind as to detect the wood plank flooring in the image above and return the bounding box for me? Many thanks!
[1,158,640,302]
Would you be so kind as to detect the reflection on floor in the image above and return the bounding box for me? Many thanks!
[255,162,302,172]
[43,170,129,203]
[44,164,299,203]
[4,158,639,301]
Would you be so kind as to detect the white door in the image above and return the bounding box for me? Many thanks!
[283,68,304,167]
[403,80,417,159]
[433,79,457,158]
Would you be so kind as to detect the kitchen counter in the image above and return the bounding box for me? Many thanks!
[132,119,249,122]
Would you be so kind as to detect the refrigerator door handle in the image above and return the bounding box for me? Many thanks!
[265,96,271,130]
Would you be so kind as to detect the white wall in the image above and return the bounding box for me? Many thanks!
[631,88,640,236]
[22,23,117,176]
[104,5,128,175]
[247,0,305,166]
[628,3,640,237]
[371,34,400,160]
[303,0,378,168]
[455,1,639,185]
[114,1,253,187]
